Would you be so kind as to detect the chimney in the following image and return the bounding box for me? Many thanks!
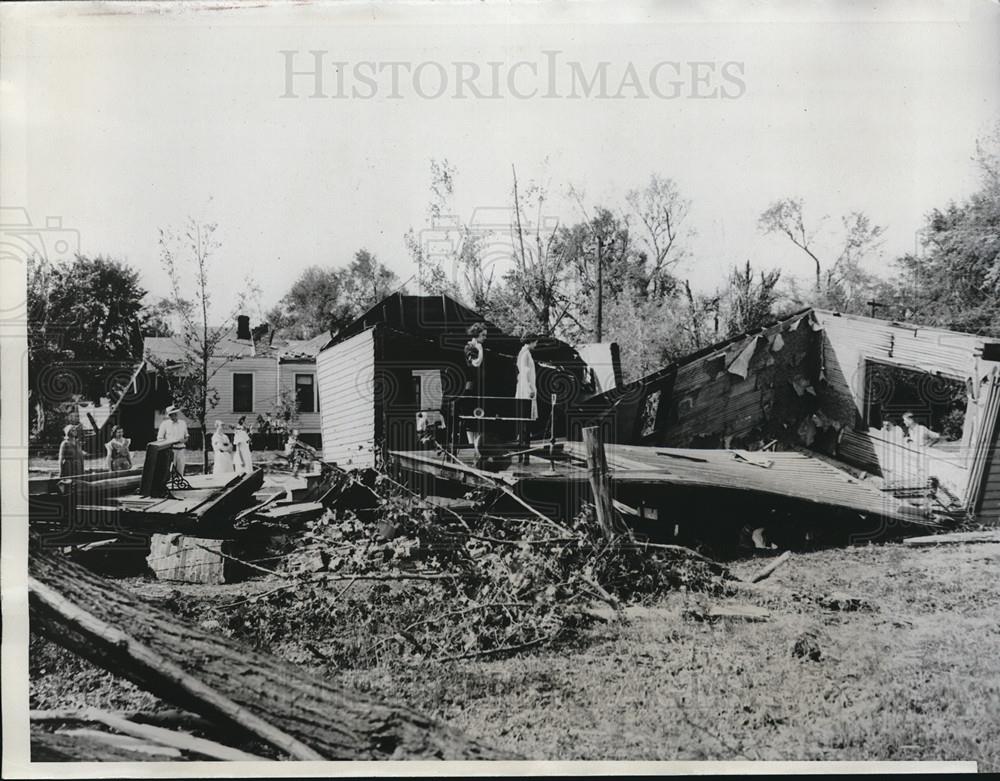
[236,314,251,341]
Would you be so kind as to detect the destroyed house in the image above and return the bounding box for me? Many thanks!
[316,293,598,468]
[111,317,330,449]
[583,308,1000,523]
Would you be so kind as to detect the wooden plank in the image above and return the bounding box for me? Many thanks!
[32,708,265,761]
[32,727,163,762]
[582,427,624,538]
[56,728,182,758]
[146,535,235,585]
[903,530,1000,546]
[191,468,265,521]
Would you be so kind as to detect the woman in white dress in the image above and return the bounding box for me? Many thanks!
[233,416,253,474]
[515,335,540,464]
[211,420,235,475]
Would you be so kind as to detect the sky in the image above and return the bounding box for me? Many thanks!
[3,0,1000,324]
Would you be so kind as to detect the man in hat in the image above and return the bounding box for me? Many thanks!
[157,404,190,475]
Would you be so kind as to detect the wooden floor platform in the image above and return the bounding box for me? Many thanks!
[391,441,940,526]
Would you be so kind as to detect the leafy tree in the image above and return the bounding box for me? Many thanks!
[555,199,644,342]
[890,125,1000,334]
[28,254,148,438]
[343,249,401,312]
[722,261,781,337]
[141,297,181,337]
[266,266,354,339]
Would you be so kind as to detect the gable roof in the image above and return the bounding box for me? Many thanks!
[144,327,331,364]
[327,292,581,364]
[275,331,333,360]
[144,328,255,364]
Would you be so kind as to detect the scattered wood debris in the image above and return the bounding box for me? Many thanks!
[28,545,516,761]
[903,529,1000,547]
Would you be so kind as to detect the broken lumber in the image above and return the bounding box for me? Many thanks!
[58,728,182,758]
[31,727,165,761]
[31,708,265,761]
[146,534,239,585]
[253,501,325,524]
[28,548,513,760]
[903,530,1000,547]
[749,550,792,583]
[582,426,627,539]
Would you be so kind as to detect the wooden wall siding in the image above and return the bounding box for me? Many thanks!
[277,361,321,434]
[978,419,1000,523]
[813,310,993,504]
[317,328,376,468]
[152,357,280,431]
[652,314,820,448]
[813,310,986,430]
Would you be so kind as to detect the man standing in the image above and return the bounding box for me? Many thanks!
[902,411,941,449]
[157,404,190,476]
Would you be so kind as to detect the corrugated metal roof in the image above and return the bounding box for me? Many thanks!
[560,441,933,523]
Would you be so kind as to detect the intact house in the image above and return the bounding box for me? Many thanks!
[579,308,1000,524]
[106,316,330,451]
[315,293,618,469]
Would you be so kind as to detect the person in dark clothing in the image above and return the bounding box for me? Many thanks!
[463,323,488,467]
[58,425,86,477]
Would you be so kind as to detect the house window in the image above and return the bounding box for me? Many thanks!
[863,361,966,442]
[233,373,254,413]
[295,373,316,413]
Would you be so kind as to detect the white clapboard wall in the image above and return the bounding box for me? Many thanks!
[316,327,376,468]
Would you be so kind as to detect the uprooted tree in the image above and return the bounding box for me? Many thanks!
[28,544,512,761]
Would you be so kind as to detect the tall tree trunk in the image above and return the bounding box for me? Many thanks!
[28,548,512,760]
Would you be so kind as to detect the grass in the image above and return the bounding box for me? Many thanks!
[30,538,1000,767]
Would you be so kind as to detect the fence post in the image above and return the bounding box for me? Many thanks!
[582,426,622,539]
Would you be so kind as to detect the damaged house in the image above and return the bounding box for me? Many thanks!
[315,293,608,468]
[583,308,1000,525]
[106,316,330,450]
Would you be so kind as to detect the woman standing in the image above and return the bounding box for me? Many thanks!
[58,425,86,477]
[104,426,132,471]
[211,420,235,475]
[515,335,540,464]
[233,416,253,475]
[463,323,488,465]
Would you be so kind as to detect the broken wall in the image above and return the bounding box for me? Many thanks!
[656,312,822,448]
[814,310,991,503]
[586,311,822,449]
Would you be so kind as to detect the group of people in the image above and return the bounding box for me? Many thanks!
[58,424,132,477]
[880,411,943,449]
[210,416,254,476]
[57,405,255,479]
[462,322,540,466]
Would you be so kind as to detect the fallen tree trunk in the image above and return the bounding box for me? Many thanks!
[28,548,513,760]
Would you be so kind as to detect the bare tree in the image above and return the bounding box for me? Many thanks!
[150,218,255,471]
[505,166,573,335]
[758,198,824,290]
[625,174,692,297]
[759,198,886,311]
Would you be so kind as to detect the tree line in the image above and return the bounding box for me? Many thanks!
[27,122,1000,443]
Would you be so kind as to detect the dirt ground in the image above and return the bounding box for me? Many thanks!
[29,535,1000,767]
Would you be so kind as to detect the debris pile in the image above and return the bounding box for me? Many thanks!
[214,471,734,665]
